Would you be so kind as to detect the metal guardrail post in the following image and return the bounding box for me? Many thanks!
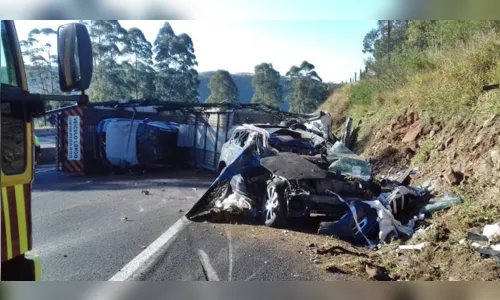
[343,117,353,149]
[213,113,220,170]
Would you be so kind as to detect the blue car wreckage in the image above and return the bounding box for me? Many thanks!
[186,117,435,247]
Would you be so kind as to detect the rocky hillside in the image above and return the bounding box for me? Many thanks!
[319,32,500,280]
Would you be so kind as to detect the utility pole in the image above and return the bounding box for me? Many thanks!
[354,72,357,82]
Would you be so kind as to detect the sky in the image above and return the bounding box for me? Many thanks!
[14,19,377,83]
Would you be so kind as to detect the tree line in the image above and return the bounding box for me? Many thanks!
[361,20,500,87]
[20,20,339,113]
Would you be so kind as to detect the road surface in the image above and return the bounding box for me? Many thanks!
[32,166,355,281]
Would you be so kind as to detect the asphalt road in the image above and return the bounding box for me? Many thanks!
[32,167,212,281]
[32,166,356,281]
[38,135,55,149]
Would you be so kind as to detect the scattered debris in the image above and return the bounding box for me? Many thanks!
[414,224,434,236]
[398,242,429,251]
[141,190,151,196]
[192,188,197,191]
[419,193,462,214]
[141,245,146,249]
[120,213,129,222]
[313,259,320,264]
[483,223,500,241]
[178,209,185,213]
[482,83,500,92]
[467,231,489,242]
[63,254,68,258]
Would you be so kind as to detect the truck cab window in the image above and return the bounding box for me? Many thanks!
[1,22,26,174]
[1,21,20,87]
[1,102,26,174]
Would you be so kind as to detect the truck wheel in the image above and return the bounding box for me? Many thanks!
[262,181,287,228]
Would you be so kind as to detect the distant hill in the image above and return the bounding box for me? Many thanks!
[23,66,347,112]
[198,71,290,111]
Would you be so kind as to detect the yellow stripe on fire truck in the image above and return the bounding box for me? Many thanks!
[1,184,32,262]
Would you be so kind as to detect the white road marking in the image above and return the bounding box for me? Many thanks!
[245,264,267,281]
[35,167,56,174]
[197,249,220,281]
[32,191,56,199]
[225,227,233,281]
[108,216,188,281]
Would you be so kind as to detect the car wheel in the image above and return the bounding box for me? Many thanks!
[262,181,287,228]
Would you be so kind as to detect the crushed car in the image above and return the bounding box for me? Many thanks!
[186,113,438,247]
[95,118,182,172]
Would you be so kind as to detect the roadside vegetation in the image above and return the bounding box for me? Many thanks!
[319,20,500,280]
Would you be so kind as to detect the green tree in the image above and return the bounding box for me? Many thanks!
[362,20,409,61]
[81,20,130,101]
[20,28,57,95]
[251,63,283,108]
[285,61,323,114]
[154,22,199,102]
[206,70,238,104]
[123,27,154,99]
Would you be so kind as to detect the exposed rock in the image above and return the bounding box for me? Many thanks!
[404,147,416,159]
[482,115,496,128]
[491,150,500,169]
[474,133,485,146]
[402,121,423,143]
[397,255,413,267]
[445,137,454,148]
[445,170,464,186]
[407,111,417,125]
[422,125,432,136]
[429,130,436,138]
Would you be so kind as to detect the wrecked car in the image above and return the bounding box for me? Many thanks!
[187,119,433,247]
[95,118,182,172]
[188,132,380,229]
[217,124,327,174]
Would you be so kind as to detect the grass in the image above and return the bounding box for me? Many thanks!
[316,30,500,281]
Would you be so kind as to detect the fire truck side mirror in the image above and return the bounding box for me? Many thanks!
[57,23,93,93]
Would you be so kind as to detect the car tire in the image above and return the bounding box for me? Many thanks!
[262,181,287,228]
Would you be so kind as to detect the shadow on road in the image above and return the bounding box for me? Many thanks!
[33,167,216,192]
